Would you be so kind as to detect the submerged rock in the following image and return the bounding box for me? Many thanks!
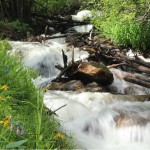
[48,80,106,92]
[114,109,150,127]
[49,80,84,91]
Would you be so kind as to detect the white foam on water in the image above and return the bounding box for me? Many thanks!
[71,10,92,21]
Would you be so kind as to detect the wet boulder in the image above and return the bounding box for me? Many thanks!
[48,80,84,91]
[72,61,114,86]
[48,80,106,92]
[114,109,150,127]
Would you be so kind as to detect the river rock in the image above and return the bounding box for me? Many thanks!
[85,82,106,92]
[48,80,106,92]
[72,61,114,86]
[114,109,149,127]
[48,80,84,91]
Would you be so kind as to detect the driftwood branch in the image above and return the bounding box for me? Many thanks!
[53,104,67,113]
[72,46,74,64]
[124,75,150,88]
[55,64,74,80]
[107,63,125,69]
[125,63,150,74]
[55,64,63,70]
[62,49,68,68]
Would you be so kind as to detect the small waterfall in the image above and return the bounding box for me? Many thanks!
[9,35,150,150]
[9,40,89,86]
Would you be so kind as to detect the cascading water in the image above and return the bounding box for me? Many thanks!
[9,39,89,86]
[9,35,150,149]
[44,91,150,150]
[109,68,150,95]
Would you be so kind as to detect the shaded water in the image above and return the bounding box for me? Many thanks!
[9,36,150,149]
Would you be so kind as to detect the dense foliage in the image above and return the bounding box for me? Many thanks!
[33,0,79,15]
[88,0,150,52]
[0,0,80,35]
[0,41,74,149]
[0,0,79,22]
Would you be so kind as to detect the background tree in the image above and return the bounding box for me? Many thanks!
[0,0,33,23]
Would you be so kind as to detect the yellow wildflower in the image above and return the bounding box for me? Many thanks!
[0,115,11,128]
[0,95,4,100]
[4,120,10,127]
[53,132,65,139]
[5,115,11,120]
[0,85,9,91]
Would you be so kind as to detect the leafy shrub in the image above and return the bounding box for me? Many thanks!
[10,20,32,34]
[90,0,150,52]
[34,0,80,15]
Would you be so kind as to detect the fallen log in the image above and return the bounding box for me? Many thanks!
[101,53,150,75]
[125,62,150,74]
[119,54,150,68]
[111,68,150,88]
[124,76,150,88]
[134,55,150,68]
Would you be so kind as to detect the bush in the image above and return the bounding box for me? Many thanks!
[34,0,80,15]
[90,0,150,52]
[0,40,74,149]
[10,20,32,34]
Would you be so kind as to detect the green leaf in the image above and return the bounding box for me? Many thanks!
[6,139,28,149]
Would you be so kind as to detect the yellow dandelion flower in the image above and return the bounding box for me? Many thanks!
[0,85,9,91]
[53,132,65,139]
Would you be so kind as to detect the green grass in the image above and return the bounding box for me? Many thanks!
[0,40,74,149]
[91,0,150,52]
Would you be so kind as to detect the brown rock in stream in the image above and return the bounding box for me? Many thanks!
[72,61,114,86]
[114,109,150,127]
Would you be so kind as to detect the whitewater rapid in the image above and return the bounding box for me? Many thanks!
[9,36,150,150]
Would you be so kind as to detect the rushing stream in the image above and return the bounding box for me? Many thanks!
[9,34,150,149]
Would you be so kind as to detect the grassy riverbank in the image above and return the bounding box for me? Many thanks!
[0,40,74,149]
